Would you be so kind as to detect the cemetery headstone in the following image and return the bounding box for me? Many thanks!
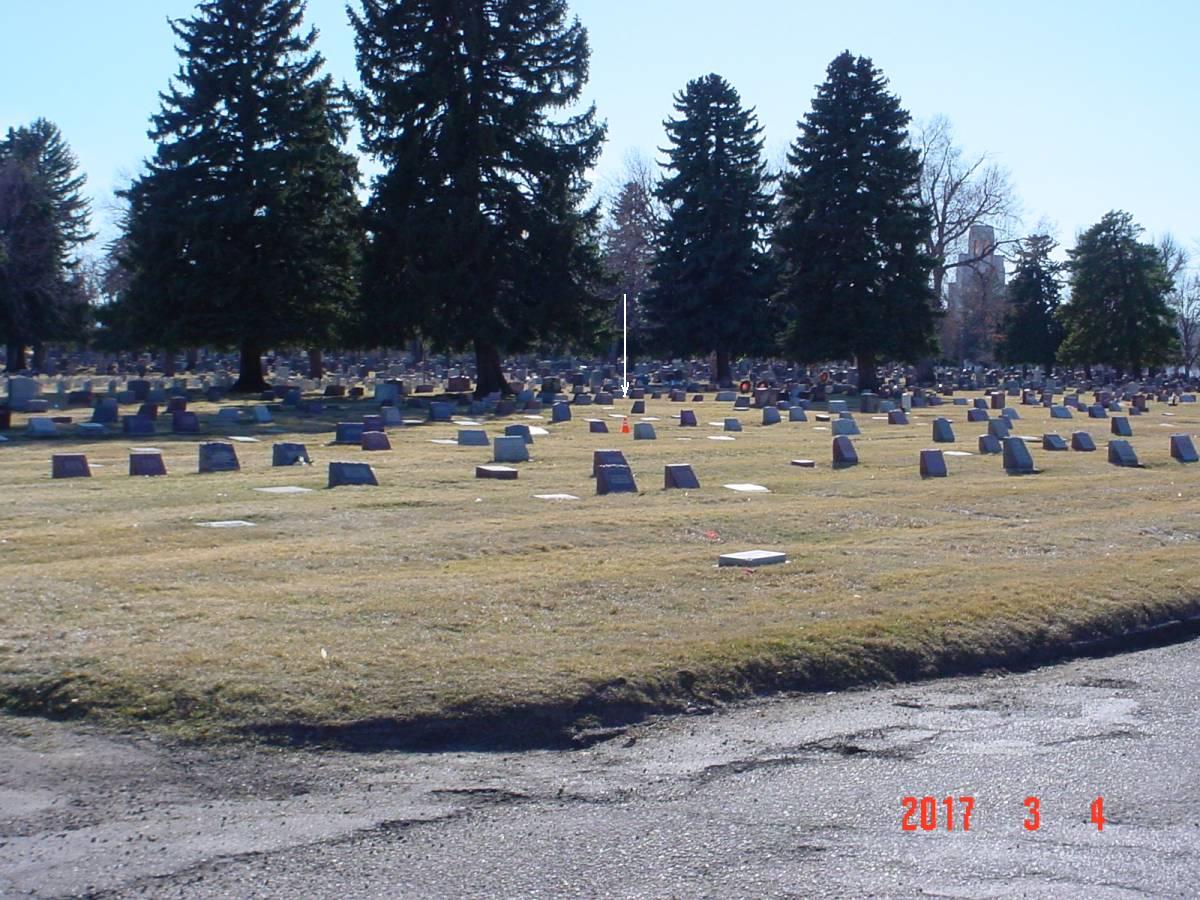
[458,429,490,446]
[52,453,91,479]
[978,434,1002,454]
[919,448,947,478]
[91,397,119,424]
[198,441,240,473]
[552,402,572,423]
[272,442,311,466]
[1000,407,1019,420]
[504,423,534,444]
[724,418,742,432]
[137,402,159,420]
[789,407,808,422]
[832,418,860,436]
[429,401,456,422]
[592,449,628,476]
[633,422,656,440]
[596,464,638,495]
[361,431,391,451]
[1050,406,1073,419]
[1088,404,1107,418]
[1071,431,1097,452]
[1171,434,1199,462]
[335,422,365,444]
[967,407,989,422]
[664,464,700,490]
[328,461,378,487]
[733,396,750,410]
[475,464,518,480]
[129,451,167,477]
[589,420,609,434]
[493,435,529,463]
[362,414,383,432]
[1107,440,1141,467]
[1042,433,1069,451]
[987,418,1012,439]
[26,417,57,438]
[679,409,698,427]
[887,409,909,425]
[932,418,955,443]
[762,407,781,426]
[832,435,858,468]
[1110,416,1133,437]
[172,411,201,433]
[630,399,646,415]
[122,415,156,436]
[1002,437,1037,474]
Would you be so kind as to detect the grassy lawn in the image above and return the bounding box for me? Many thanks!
[2,393,1199,743]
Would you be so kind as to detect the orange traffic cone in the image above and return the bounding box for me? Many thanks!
[621,417,630,434]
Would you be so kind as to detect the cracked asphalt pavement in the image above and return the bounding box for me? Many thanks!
[3,639,1200,898]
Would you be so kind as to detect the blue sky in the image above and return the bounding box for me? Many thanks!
[3,0,1198,260]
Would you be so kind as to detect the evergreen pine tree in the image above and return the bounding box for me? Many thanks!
[1058,211,1176,377]
[642,74,775,386]
[774,52,935,392]
[0,119,93,372]
[120,0,362,392]
[351,0,607,397]
[996,234,1066,374]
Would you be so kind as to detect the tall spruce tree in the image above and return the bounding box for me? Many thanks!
[642,74,775,386]
[351,0,607,397]
[996,234,1065,374]
[0,119,93,372]
[119,0,362,392]
[1058,211,1175,377]
[775,52,935,392]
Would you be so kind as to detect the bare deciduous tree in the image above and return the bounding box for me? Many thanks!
[1160,235,1200,373]
[916,115,1021,306]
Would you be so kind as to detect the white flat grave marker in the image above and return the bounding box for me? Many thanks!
[253,486,313,494]
[944,450,973,457]
[521,415,545,420]
[708,435,735,441]
[227,435,260,443]
[429,439,459,445]
[197,520,256,528]
[528,426,550,436]
[724,483,770,493]
[534,493,579,501]
[791,459,815,467]
[454,419,482,426]
[718,549,788,568]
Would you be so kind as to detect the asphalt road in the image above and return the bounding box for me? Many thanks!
[3,639,1200,899]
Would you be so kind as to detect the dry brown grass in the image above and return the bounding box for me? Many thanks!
[2,394,1199,741]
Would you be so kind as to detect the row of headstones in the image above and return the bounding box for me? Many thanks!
[931,414,1143,444]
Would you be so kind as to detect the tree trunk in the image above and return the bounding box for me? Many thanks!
[161,349,176,377]
[715,349,732,387]
[31,342,46,374]
[308,347,323,380]
[473,338,509,398]
[231,339,267,393]
[186,348,199,371]
[6,339,25,373]
[856,349,879,393]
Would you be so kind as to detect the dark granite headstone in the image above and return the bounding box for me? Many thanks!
[137,402,159,420]
[122,415,156,436]
[990,393,1006,410]
[733,396,750,410]
[1071,431,1097,451]
[633,423,656,440]
[978,434,1002,454]
[172,411,200,433]
[630,400,646,415]
[328,461,378,487]
[596,463,638,495]
[789,407,808,422]
[724,418,742,432]
[324,384,347,397]
[973,398,989,410]
[887,409,909,425]
[127,379,151,402]
[589,420,609,434]
[594,392,614,405]
[932,418,955,443]
[475,464,518,480]
[1042,433,1069,451]
[987,418,1012,439]
[1050,406,1072,419]
[52,453,91,479]
[832,435,858,468]
[967,407,989,423]
[1002,437,1037,474]
[91,398,119,424]
[919,449,947,478]
[272,442,311,466]
[335,422,365,444]
[447,376,472,393]
[196,442,239,474]
[1088,404,1107,419]
[1000,408,1019,420]
[458,429,490,446]
[361,431,391,451]
[832,418,860,436]
[167,396,188,413]
[129,451,167,477]
[362,414,384,432]
[552,402,572,423]
[664,464,700,490]
[1110,416,1133,437]
[1170,434,1199,463]
[429,401,456,422]
[493,399,516,416]
[679,409,698,427]
[762,407,781,426]
[493,435,529,463]
[504,423,533,444]
[1107,440,1141,467]
[592,449,629,476]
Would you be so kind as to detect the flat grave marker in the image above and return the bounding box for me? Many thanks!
[476,465,519,480]
[718,550,787,568]
[723,483,770,493]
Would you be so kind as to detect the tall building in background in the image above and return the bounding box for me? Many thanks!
[944,224,1007,364]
